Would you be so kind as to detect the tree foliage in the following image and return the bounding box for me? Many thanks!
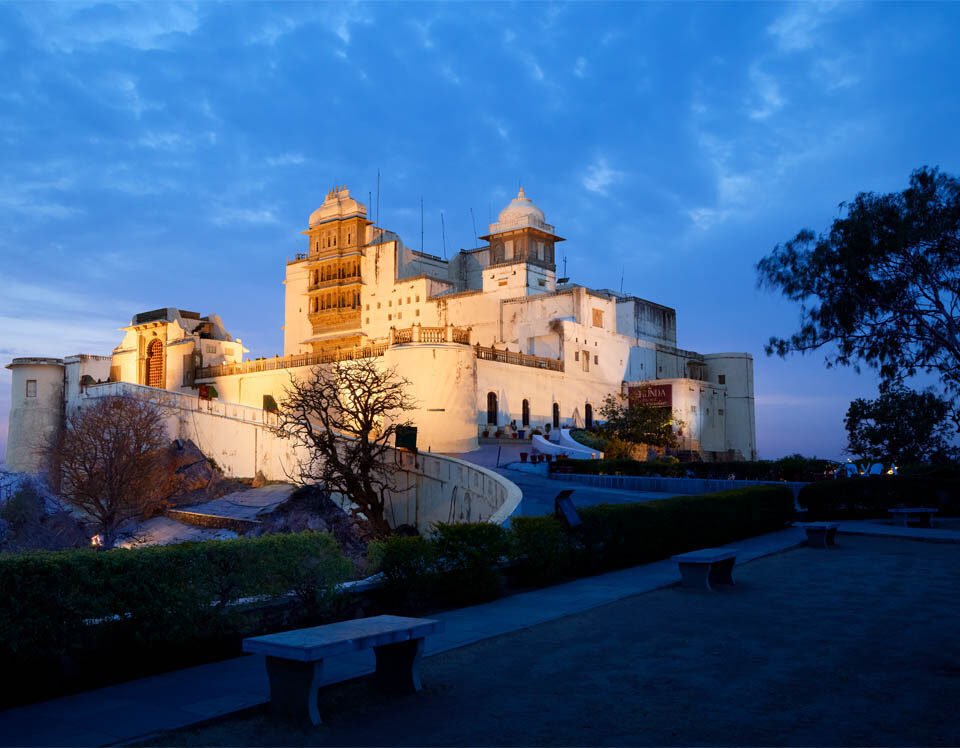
[756,166,960,404]
[597,393,680,449]
[50,396,169,549]
[844,387,957,465]
[274,359,416,538]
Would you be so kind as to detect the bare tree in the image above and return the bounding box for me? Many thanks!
[274,359,416,538]
[49,396,169,549]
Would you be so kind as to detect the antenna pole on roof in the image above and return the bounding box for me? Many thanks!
[441,211,447,259]
[470,207,478,247]
[620,265,624,294]
[420,196,424,252]
[563,253,568,277]
[376,169,381,229]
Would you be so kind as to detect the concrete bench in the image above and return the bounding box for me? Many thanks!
[888,507,939,528]
[672,548,739,591]
[243,614,443,725]
[798,522,839,548]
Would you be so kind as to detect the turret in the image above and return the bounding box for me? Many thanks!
[5,358,65,474]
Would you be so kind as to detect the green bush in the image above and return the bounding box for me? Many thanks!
[508,515,576,585]
[0,531,351,706]
[371,535,439,611]
[579,486,794,569]
[433,522,510,605]
[799,475,960,519]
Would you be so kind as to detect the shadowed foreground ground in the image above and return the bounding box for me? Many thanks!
[143,536,960,747]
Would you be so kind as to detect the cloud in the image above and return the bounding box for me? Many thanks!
[748,66,785,120]
[582,157,625,196]
[766,2,838,53]
[266,153,306,167]
[440,64,461,86]
[0,176,81,220]
[19,2,200,53]
[209,206,280,226]
[573,57,587,78]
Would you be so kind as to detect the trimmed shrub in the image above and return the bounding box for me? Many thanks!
[433,522,510,605]
[371,535,439,611]
[579,486,794,569]
[0,531,351,707]
[799,475,960,520]
[508,515,576,586]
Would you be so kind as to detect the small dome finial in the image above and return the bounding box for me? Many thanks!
[518,185,526,199]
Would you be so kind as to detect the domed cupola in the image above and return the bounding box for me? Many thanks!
[480,186,564,269]
[496,186,547,231]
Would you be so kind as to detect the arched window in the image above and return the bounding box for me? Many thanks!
[552,402,560,428]
[146,338,164,389]
[487,392,498,425]
[585,403,593,430]
[522,399,530,427]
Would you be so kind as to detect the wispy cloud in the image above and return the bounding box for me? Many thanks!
[19,2,200,53]
[748,66,785,120]
[440,64,461,86]
[265,153,306,167]
[0,176,81,220]
[767,2,839,53]
[573,57,587,78]
[209,206,280,226]
[582,157,625,196]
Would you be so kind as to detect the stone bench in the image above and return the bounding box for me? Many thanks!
[243,614,443,725]
[798,522,839,548]
[672,548,739,591]
[888,507,939,528]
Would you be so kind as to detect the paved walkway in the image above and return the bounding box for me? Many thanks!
[2,520,957,747]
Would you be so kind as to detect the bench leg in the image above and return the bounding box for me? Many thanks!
[806,528,837,548]
[805,528,828,548]
[678,562,713,591]
[708,557,736,587]
[374,637,424,694]
[264,656,324,726]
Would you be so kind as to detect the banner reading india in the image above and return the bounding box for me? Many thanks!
[628,383,672,408]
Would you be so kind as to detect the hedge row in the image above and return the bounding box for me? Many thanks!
[799,475,960,520]
[552,457,836,482]
[373,485,794,609]
[0,532,351,706]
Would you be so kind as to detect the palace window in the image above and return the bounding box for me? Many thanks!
[552,402,560,428]
[522,399,530,427]
[25,380,37,398]
[585,403,593,429]
[718,374,726,384]
[592,309,603,328]
[487,392,498,425]
[415,309,420,317]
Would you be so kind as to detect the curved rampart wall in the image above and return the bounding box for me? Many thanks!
[75,383,521,531]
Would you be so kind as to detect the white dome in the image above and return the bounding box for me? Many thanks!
[309,186,366,227]
[497,186,545,227]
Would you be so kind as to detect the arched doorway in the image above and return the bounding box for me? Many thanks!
[585,403,593,429]
[487,392,498,425]
[146,338,165,388]
[522,399,530,427]
[552,402,560,429]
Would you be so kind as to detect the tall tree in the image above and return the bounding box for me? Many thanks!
[598,393,681,449]
[844,387,957,465]
[274,359,416,538]
[50,396,169,549]
[756,166,960,413]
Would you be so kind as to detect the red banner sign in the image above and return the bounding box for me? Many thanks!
[629,383,672,408]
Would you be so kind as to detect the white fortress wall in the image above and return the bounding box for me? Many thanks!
[75,382,520,531]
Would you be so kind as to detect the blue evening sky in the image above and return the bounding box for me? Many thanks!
[1,1,958,462]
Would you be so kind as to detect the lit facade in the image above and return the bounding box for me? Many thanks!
[5,184,756,474]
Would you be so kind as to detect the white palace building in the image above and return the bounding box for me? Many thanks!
[6,186,756,479]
